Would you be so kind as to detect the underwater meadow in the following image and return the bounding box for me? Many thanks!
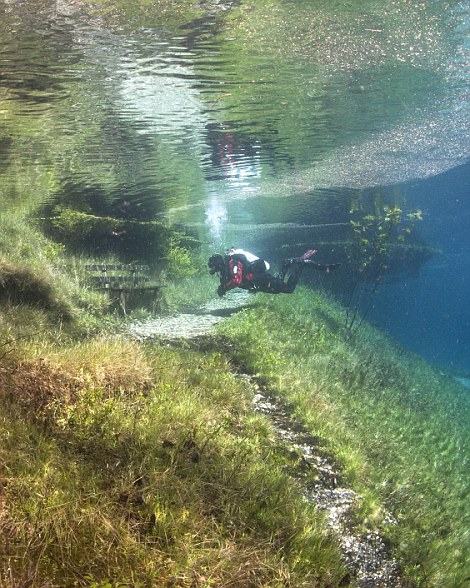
[0,0,469,586]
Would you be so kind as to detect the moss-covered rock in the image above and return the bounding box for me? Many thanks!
[0,260,71,319]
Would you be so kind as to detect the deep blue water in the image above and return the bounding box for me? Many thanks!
[367,163,470,375]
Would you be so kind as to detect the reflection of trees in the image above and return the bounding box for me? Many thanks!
[198,0,451,175]
[71,0,204,30]
[0,2,76,104]
[0,3,207,226]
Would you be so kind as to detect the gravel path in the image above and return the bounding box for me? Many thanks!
[128,295,402,587]
[129,291,251,341]
[251,385,400,587]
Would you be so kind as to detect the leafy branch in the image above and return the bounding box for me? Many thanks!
[345,204,424,334]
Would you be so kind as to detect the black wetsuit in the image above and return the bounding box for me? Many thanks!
[250,262,303,294]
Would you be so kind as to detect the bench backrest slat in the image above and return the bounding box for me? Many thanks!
[86,263,155,290]
[85,264,149,272]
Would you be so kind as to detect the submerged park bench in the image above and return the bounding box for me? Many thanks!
[85,263,159,314]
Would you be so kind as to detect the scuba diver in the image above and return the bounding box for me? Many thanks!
[208,247,338,296]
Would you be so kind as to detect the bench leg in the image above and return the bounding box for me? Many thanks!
[119,291,127,315]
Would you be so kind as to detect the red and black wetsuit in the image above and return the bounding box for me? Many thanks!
[217,253,302,295]
[218,253,261,294]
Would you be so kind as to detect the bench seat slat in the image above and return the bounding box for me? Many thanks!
[85,263,158,314]
[85,264,149,272]
[90,275,150,283]
[97,286,159,293]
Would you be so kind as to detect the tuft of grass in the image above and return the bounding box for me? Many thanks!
[218,288,470,587]
[0,400,173,587]
[0,337,345,587]
[159,271,217,313]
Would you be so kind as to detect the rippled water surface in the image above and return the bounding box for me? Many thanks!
[1,0,469,370]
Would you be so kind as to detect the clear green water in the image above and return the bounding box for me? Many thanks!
[1,2,469,585]
[0,0,468,366]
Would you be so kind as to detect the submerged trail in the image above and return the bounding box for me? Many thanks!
[129,293,401,587]
[129,291,252,341]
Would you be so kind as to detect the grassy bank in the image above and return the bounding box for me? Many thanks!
[0,336,345,587]
[0,206,211,341]
[218,289,470,587]
[2,246,468,585]
[0,211,114,341]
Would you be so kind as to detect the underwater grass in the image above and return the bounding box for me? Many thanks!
[0,212,115,335]
[0,336,345,587]
[218,288,470,587]
[0,208,208,339]
[159,271,217,313]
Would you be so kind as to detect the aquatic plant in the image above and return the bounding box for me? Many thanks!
[344,201,424,332]
[164,239,199,279]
